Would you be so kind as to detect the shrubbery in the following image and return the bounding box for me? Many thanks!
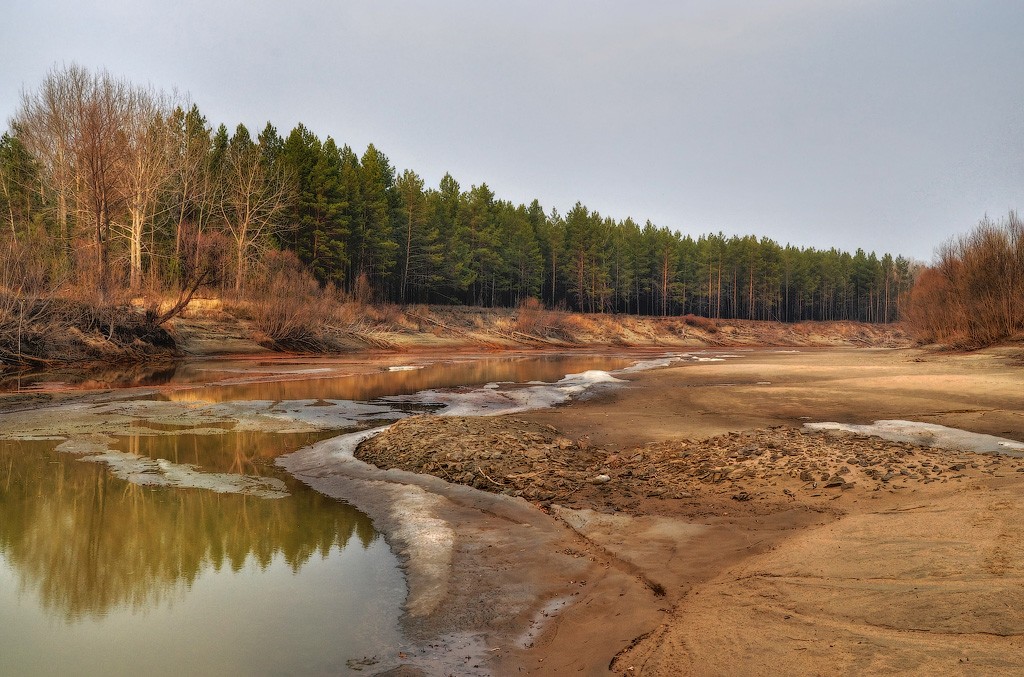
[905,212,1024,347]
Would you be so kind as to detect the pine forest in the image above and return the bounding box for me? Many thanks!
[1,66,915,326]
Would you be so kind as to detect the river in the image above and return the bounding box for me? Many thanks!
[0,351,674,676]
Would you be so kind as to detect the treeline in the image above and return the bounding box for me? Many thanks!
[905,212,1023,347]
[0,64,913,322]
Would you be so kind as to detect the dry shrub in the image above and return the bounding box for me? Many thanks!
[243,250,326,350]
[905,212,1024,347]
[0,240,178,363]
[682,313,719,333]
[385,305,420,330]
[0,243,57,360]
[352,272,374,305]
[559,312,597,338]
[514,297,551,334]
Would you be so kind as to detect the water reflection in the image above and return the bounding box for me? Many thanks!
[0,437,375,622]
[0,362,182,392]
[0,352,644,674]
[164,354,634,404]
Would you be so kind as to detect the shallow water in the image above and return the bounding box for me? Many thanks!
[0,351,656,676]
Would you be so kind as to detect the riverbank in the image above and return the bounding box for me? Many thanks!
[3,344,1021,674]
[1,296,911,371]
[353,346,1024,675]
[170,302,913,353]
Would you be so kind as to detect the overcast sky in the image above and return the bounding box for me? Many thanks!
[2,0,1022,261]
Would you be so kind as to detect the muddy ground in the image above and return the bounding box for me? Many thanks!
[354,345,1024,675]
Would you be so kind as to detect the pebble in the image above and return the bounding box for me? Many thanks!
[354,415,1024,512]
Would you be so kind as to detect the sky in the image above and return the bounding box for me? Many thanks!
[1,0,1022,261]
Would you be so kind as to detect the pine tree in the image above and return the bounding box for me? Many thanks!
[462,184,502,305]
[395,169,441,302]
[433,173,472,298]
[354,144,398,293]
[280,125,349,284]
[0,130,43,245]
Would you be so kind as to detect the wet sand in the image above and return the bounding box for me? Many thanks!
[355,345,1024,675]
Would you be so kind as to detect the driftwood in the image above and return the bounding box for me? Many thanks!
[323,324,396,350]
[153,269,213,326]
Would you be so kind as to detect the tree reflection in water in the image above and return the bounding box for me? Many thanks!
[0,436,376,622]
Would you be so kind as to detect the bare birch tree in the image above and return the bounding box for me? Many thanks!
[119,87,173,289]
[15,65,132,296]
[219,126,292,293]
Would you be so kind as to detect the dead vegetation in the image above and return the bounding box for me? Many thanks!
[905,211,1024,348]
[0,241,179,367]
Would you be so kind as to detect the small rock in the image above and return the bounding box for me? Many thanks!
[590,474,611,485]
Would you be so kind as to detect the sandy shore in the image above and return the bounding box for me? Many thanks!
[353,345,1024,675]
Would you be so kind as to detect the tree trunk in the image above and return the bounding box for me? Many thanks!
[129,203,144,289]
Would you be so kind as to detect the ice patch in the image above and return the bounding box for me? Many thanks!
[239,399,403,429]
[621,351,749,371]
[388,488,455,617]
[390,369,625,417]
[56,436,290,497]
[317,427,391,462]
[805,420,1024,456]
[55,437,113,455]
[621,355,683,372]
[79,398,402,434]
[282,428,455,616]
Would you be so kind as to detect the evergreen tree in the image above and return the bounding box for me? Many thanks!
[354,144,398,292]
[0,131,43,245]
[280,125,349,284]
[395,169,441,301]
[463,183,500,305]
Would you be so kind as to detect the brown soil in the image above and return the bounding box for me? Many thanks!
[353,345,1024,675]
[168,302,911,356]
[358,417,1019,517]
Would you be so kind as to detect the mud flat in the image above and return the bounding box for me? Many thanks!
[354,345,1024,675]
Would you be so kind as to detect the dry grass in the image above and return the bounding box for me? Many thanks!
[224,251,328,350]
[0,241,179,365]
[681,313,719,333]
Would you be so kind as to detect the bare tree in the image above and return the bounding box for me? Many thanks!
[14,64,83,245]
[118,87,173,290]
[15,65,132,296]
[219,128,292,293]
[166,105,216,277]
